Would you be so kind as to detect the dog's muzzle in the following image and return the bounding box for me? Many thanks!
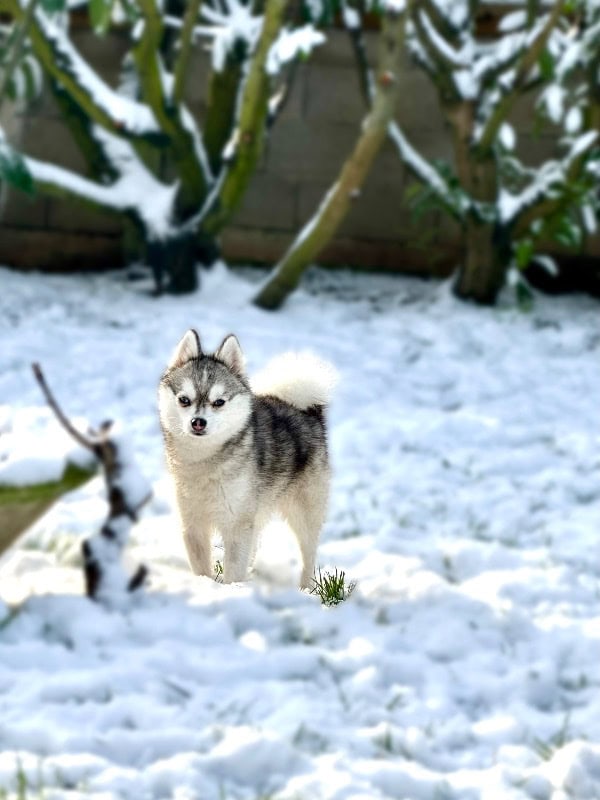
[190,417,207,435]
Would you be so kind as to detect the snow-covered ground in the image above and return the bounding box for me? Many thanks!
[1,263,599,800]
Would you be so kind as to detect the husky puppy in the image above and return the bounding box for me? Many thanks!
[158,330,337,587]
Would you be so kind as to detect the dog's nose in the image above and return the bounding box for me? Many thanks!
[191,417,207,433]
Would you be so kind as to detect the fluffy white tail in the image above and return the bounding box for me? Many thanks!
[251,351,338,410]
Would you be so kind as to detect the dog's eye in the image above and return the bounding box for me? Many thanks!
[212,398,225,408]
[178,396,191,407]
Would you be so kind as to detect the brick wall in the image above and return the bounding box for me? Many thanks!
[0,29,590,276]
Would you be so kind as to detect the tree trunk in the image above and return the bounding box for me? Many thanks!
[448,115,508,304]
[196,231,221,267]
[453,218,509,304]
[253,7,408,310]
[203,55,244,175]
[147,231,198,294]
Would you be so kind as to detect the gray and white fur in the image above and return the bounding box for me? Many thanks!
[158,330,337,587]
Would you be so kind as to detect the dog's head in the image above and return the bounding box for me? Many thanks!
[159,330,252,452]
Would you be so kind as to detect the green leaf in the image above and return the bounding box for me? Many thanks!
[0,143,35,195]
[562,0,578,13]
[39,0,66,13]
[538,48,555,81]
[553,216,582,249]
[516,277,534,312]
[404,181,424,202]
[89,0,114,34]
[21,60,37,102]
[515,238,534,269]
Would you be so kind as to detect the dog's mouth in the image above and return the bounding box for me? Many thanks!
[190,430,207,437]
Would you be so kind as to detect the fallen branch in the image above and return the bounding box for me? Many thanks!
[32,362,150,603]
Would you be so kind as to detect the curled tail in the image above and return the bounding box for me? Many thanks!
[251,351,338,410]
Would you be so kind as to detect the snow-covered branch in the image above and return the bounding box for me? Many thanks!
[173,0,203,104]
[200,0,290,235]
[387,122,466,220]
[132,0,213,203]
[477,0,564,151]
[1,0,163,141]
[32,363,151,605]
[510,130,598,234]
[25,130,178,240]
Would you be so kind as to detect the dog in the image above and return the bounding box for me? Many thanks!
[158,330,337,587]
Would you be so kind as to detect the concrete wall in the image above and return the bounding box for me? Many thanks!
[0,29,584,275]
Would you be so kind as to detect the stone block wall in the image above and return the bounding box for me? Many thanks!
[0,28,593,276]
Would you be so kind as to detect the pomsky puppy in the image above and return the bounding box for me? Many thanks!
[158,330,337,587]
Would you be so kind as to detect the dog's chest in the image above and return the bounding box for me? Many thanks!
[175,458,256,525]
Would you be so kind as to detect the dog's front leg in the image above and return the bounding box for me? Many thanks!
[174,480,213,576]
[222,517,256,583]
[182,525,212,576]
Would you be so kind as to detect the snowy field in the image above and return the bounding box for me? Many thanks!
[1,263,599,800]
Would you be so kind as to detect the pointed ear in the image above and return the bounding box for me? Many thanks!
[167,329,201,369]
[215,334,246,377]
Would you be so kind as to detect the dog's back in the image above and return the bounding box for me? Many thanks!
[249,351,336,495]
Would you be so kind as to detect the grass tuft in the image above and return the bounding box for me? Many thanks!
[310,567,356,606]
[532,713,571,760]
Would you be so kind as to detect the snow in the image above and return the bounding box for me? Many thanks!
[108,422,153,513]
[387,122,456,207]
[498,10,527,33]
[499,122,516,150]
[31,4,160,137]
[498,131,598,225]
[0,407,93,487]
[26,130,179,240]
[542,84,565,124]
[341,4,360,31]
[267,25,326,75]
[199,0,263,72]
[1,264,600,799]
[565,106,583,135]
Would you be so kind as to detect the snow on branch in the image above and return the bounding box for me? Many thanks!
[32,363,151,605]
[25,129,178,241]
[500,130,598,228]
[198,0,263,72]
[133,0,213,193]
[266,25,325,75]
[387,121,465,220]
[196,0,289,235]
[476,0,564,150]
[416,7,466,69]
[10,0,163,140]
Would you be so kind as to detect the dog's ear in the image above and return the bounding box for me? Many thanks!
[215,334,246,378]
[168,329,201,369]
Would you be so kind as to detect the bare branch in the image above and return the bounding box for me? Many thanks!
[343,2,462,221]
[267,60,299,130]
[31,362,95,451]
[408,6,460,102]
[0,0,39,112]
[173,0,204,105]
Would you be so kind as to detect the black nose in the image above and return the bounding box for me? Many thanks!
[191,417,207,433]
